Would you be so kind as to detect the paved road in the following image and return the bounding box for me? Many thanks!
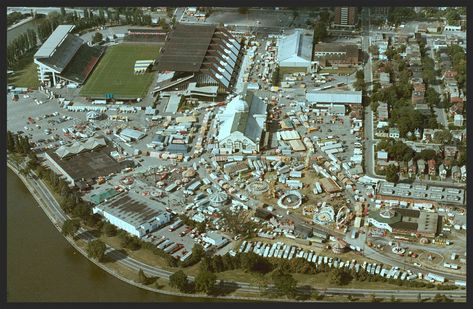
[15,161,466,299]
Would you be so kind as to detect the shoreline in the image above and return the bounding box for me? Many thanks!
[5,162,308,303]
[6,162,466,302]
[7,16,35,31]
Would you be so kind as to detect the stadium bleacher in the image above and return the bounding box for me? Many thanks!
[60,45,105,84]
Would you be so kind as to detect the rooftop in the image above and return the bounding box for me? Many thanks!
[34,25,75,58]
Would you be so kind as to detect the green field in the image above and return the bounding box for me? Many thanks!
[80,43,160,99]
[8,49,40,89]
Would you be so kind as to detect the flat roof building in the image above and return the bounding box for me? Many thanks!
[313,43,360,67]
[306,90,362,105]
[92,192,172,238]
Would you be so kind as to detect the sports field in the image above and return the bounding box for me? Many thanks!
[80,43,160,99]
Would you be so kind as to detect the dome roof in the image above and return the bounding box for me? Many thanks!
[209,191,228,204]
[225,96,248,113]
[380,208,396,219]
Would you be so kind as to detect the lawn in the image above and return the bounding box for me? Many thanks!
[7,49,40,89]
[80,43,160,100]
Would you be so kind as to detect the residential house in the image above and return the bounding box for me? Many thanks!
[399,161,408,174]
[377,150,388,161]
[460,165,466,182]
[439,164,447,180]
[422,129,434,142]
[417,159,426,174]
[376,160,398,172]
[414,128,422,139]
[451,165,461,181]
[442,69,458,80]
[451,130,465,142]
[408,159,417,177]
[433,39,448,51]
[444,145,458,159]
[389,127,400,139]
[428,159,436,176]
[379,72,391,87]
[454,114,464,127]
[377,102,389,121]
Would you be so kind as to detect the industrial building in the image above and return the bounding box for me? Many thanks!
[306,90,362,105]
[92,192,172,238]
[153,23,242,94]
[217,92,268,154]
[277,29,314,73]
[44,137,133,186]
[368,208,440,238]
[376,182,465,205]
[34,25,104,86]
[313,43,360,67]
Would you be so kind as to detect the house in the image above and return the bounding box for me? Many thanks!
[433,39,448,51]
[454,114,464,127]
[379,72,391,87]
[376,160,398,172]
[422,129,434,142]
[427,159,436,176]
[399,161,408,174]
[460,165,466,182]
[412,89,425,105]
[389,128,400,139]
[408,159,417,177]
[377,150,388,161]
[439,164,447,180]
[444,145,458,159]
[442,69,458,80]
[451,130,465,142]
[417,159,426,174]
[451,165,461,181]
[377,102,389,121]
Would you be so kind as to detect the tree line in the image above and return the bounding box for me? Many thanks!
[7,29,38,68]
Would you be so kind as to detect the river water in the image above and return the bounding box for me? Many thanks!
[7,18,41,45]
[6,168,214,302]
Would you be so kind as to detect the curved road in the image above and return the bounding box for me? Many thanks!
[15,163,465,301]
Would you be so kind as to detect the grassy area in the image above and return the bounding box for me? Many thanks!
[7,49,40,89]
[80,43,159,99]
[319,67,357,76]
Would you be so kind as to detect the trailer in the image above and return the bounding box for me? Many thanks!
[169,219,183,231]
[426,273,445,283]
[180,251,193,262]
[164,243,179,254]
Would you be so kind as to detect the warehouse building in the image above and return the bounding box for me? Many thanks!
[368,207,440,238]
[217,92,267,154]
[34,25,104,86]
[44,138,133,186]
[306,90,362,105]
[277,29,314,73]
[153,23,242,94]
[376,182,465,205]
[92,192,172,238]
[313,43,360,67]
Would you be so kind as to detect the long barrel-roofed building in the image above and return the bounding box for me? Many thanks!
[34,25,105,86]
[153,23,243,94]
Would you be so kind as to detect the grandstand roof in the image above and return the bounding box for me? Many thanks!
[60,44,105,84]
[36,34,84,73]
[156,23,217,72]
[35,25,75,58]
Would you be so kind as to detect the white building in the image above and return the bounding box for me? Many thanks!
[444,25,462,32]
[92,192,172,238]
[454,114,464,126]
[277,29,314,72]
[202,231,229,248]
[389,128,400,139]
[217,93,267,154]
[306,90,362,105]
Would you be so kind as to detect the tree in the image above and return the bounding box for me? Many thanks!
[137,268,149,284]
[433,129,452,144]
[102,222,117,237]
[87,239,107,262]
[62,219,80,237]
[271,65,280,86]
[313,21,328,43]
[92,32,103,44]
[195,269,217,294]
[238,7,249,15]
[385,164,400,183]
[169,270,189,292]
[432,293,453,303]
[271,268,298,298]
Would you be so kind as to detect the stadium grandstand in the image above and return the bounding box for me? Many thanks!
[124,28,167,43]
[34,25,105,86]
[153,23,243,94]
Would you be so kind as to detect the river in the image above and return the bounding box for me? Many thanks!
[7,17,41,45]
[6,168,213,302]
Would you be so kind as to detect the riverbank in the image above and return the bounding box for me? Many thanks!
[7,16,34,31]
[7,161,466,302]
[5,162,314,302]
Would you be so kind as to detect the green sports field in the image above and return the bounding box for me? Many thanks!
[80,43,160,99]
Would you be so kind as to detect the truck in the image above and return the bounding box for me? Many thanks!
[168,219,183,232]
